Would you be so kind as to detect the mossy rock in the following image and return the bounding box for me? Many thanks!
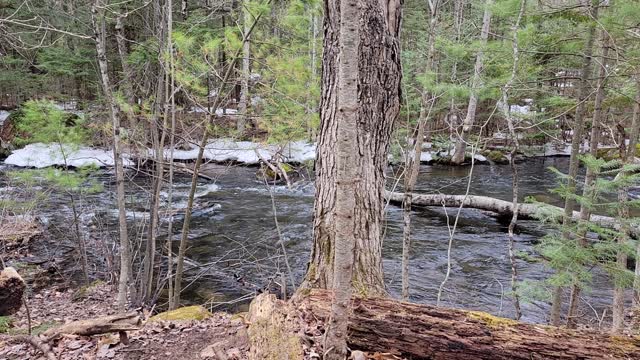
[150,305,212,321]
[596,147,620,161]
[71,280,105,301]
[486,150,509,164]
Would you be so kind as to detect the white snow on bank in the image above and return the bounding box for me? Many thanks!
[0,110,9,125]
[158,139,316,164]
[4,143,134,168]
[420,152,433,162]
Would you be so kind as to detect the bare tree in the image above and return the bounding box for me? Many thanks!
[451,0,492,165]
[91,0,131,311]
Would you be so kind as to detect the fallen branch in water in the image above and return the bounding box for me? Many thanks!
[385,191,639,236]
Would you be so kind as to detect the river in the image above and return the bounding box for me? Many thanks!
[1,157,632,325]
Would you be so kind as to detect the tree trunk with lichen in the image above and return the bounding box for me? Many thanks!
[300,0,402,296]
[303,291,640,360]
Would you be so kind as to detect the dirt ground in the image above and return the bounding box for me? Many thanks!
[0,283,251,360]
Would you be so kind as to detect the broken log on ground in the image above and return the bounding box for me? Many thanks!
[385,191,638,236]
[248,291,640,359]
[42,312,142,339]
[0,267,26,316]
[301,290,640,359]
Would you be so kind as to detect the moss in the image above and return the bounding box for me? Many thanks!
[467,311,519,329]
[150,305,212,321]
[486,150,509,164]
[71,279,105,301]
[8,320,60,335]
[609,335,640,355]
[247,318,302,360]
[596,147,620,161]
[0,316,12,333]
[636,143,640,157]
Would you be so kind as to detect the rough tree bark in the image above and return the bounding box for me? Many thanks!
[322,0,360,353]
[300,0,402,296]
[451,0,492,165]
[302,291,640,359]
[0,267,25,315]
[550,0,599,326]
[91,0,131,311]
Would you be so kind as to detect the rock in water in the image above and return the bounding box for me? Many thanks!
[0,267,26,315]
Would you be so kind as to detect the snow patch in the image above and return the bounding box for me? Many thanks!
[4,143,133,168]
[420,152,433,163]
[0,110,9,125]
[159,139,316,164]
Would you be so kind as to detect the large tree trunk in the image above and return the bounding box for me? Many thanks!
[91,0,131,311]
[550,0,599,325]
[323,0,360,354]
[451,0,492,165]
[300,0,402,296]
[300,291,640,360]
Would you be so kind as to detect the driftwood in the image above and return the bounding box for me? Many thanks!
[385,191,638,235]
[300,290,640,359]
[42,312,141,339]
[0,267,26,315]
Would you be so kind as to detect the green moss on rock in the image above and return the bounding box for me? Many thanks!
[150,305,212,321]
[486,150,509,164]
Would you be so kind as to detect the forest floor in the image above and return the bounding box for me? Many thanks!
[0,282,253,360]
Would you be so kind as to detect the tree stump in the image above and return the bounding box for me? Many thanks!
[0,267,26,315]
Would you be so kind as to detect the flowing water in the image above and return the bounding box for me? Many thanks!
[2,157,635,324]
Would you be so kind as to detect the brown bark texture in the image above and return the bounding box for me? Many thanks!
[302,0,402,295]
[0,267,25,316]
[302,291,640,360]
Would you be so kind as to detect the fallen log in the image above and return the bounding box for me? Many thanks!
[300,290,640,359]
[0,267,26,315]
[42,312,141,339]
[385,191,638,235]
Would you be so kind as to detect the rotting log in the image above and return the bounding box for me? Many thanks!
[297,291,640,360]
[385,191,638,236]
[246,293,304,360]
[42,312,141,339]
[0,267,26,315]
